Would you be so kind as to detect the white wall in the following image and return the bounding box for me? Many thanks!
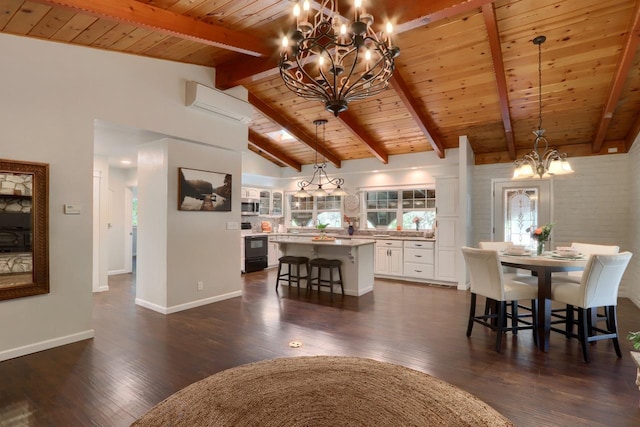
[0,32,246,360]
[470,152,636,300]
[108,167,129,275]
[627,140,640,307]
[136,139,242,313]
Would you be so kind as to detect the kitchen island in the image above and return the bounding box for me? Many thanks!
[270,236,375,296]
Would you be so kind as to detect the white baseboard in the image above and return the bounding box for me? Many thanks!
[108,269,129,276]
[135,290,243,315]
[0,329,95,362]
[94,285,109,293]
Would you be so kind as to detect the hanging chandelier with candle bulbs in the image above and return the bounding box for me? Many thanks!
[279,0,399,117]
[513,35,574,179]
[294,119,348,198]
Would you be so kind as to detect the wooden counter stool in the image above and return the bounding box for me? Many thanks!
[275,256,309,292]
[308,258,344,297]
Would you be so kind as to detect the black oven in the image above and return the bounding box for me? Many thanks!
[245,235,268,273]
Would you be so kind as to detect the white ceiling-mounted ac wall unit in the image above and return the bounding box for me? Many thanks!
[185,81,253,124]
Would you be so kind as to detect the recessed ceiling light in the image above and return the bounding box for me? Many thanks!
[372,170,379,173]
[120,159,132,165]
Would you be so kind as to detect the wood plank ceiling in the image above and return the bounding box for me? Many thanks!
[2,0,639,170]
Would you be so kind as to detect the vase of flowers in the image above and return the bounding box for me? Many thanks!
[526,223,554,255]
[413,217,421,231]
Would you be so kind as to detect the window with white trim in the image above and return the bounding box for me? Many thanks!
[288,195,343,228]
[365,188,435,230]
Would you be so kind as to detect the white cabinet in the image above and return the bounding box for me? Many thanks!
[258,189,284,217]
[435,177,458,217]
[435,177,459,283]
[271,190,284,216]
[375,240,403,276]
[259,190,271,216]
[403,241,434,280]
[268,236,282,267]
[242,187,260,199]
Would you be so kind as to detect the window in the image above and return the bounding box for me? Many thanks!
[365,188,435,230]
[288,195,343,228]
[289,196,314,227]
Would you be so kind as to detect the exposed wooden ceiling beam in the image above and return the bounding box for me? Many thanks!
[248,129,302,172]
[395,0,495,34]
[216,0,496,89]
[336,113,389,164]
[247,93,342,168]
[216,56,281,90]
[625,113,640,153]
[35,0,271,57]
[389,73,445,158]
[592,1,640,153]
[482,2,516,160]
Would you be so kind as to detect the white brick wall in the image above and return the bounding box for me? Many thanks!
[470,152,638,305]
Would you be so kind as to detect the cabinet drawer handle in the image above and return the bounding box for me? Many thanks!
[415,244,423,247]
[415,255,422,258]
[415,270,422,273]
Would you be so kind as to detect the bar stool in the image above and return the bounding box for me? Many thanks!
[308,258,344,296]
[275,256,309,292]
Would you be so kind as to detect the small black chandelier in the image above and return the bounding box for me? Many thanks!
[294,119,347,198]
[279,0,400,117]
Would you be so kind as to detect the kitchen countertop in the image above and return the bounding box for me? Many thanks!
[270,236,376,247]
[242,231,435,242]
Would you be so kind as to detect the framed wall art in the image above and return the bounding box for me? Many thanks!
[178,167,232,212]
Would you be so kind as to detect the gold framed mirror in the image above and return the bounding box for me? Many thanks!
[0,159,49,301]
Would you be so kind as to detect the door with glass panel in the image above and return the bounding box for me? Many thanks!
[492,180,551,249]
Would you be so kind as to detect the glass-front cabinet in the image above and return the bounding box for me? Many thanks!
[259,190,271,215]
[258,189,284,217]
[271,190,283,216]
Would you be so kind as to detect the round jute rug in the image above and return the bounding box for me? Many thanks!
[132,356,514,427]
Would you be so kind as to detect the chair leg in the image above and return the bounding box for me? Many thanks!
[337,265,344,295]
[565,304,574,338]
[608,306,622,358]
[294,264,301,290]
[495,301,506,352]
[531,299,538,347]
[511,301,518,336]
[466,293,477,337]
[578,308,590,363]
[328,266,334,298]
[276,262,283,291]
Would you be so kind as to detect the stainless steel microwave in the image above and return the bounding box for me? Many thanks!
[241,199,259,215]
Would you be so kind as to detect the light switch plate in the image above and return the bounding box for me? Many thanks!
[64,204,81,215]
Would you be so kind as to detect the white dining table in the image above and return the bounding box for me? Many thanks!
[500,252,588,352]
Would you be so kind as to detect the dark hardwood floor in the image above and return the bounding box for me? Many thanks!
[1,270,639,426]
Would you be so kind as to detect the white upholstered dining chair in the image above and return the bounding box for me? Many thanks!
[551,251,632,362]
[462,247,538,352]
[563,243,620,282]
[479,241,536,284]
[551,242,620,331]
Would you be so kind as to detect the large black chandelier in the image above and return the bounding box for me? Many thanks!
[294,119,348,198]
[279,0,400,117]
[513,35,574,179]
